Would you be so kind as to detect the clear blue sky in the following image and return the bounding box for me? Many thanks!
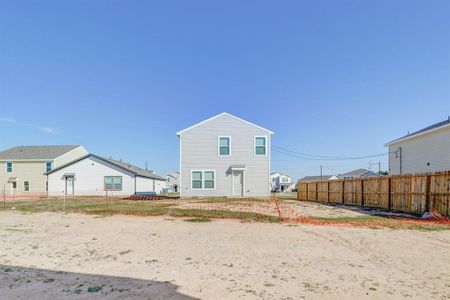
[1,1,449,179]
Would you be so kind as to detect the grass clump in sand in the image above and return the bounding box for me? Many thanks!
[184,218,211,223]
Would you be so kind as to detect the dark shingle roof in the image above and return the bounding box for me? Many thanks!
[46,154,166,181]
[386,118,450,145]
[298,175,332,182]
[0,145,81,160]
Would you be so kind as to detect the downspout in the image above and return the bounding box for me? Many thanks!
[396,147,403,175]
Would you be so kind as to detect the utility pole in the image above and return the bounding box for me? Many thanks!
[145,161,148,171]
[320,165,323,180]
[378,161,381,174]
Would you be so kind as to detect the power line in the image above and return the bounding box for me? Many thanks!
[271,145,391,161]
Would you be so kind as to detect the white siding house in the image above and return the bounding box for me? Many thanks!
[47,154,166,196]
[178,112,273,197]
[0,145,88,196]
[270,172,292,192]
[386,118,450,175]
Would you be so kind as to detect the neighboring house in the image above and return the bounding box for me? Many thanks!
[46,154,166,196]
[164,171,180,193]
[385,118,450,175]
[270,172,292,192]
[298,175,333,182]
[329,168,380,180]
[0,145,88,196]
[177,112,273,197]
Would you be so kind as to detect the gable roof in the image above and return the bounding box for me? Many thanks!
[338,168,380,178]
[0,145,81,160]
[271,172,291,178]
[385,118,450,146]
[46,154,166,181]
[176,112,274,136]
[298,175,332,182]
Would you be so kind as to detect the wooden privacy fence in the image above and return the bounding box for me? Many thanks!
[297,171,450,216]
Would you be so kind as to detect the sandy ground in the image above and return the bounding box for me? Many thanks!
[177,199,415,219]
[1,211,449,300]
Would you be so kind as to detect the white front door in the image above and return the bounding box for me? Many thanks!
[233,171,244,197]
[9,182,17,196]
[65,178,74,195]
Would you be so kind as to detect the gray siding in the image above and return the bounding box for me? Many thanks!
[388,126,450,175]
[180,114,271,197]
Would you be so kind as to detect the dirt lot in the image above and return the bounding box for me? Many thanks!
[1,211,450,299]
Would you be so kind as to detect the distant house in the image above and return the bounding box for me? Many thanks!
[0,145,88,196]
[385,118,450,175]
[164,171,180,193]
[270,172,292,192]
[329,168,380,180]
[177,112,273,197]
[298,175,333,182]
[46,154,166,196]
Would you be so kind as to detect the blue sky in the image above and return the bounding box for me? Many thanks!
[0,0,449,179]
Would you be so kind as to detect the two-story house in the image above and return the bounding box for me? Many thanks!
[385,118,450,175]
[177,112,273,197]
[270,172,292,192]
[0,145,88,196]
[164,171,180,193]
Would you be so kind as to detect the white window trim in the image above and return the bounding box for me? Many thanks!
[104,176,123,191]
[218,136,231,157]
[254,135,268,157]
[24,180,30,192]
[45,161,52,172]
[6,162,13,173]
[191,170,216,190]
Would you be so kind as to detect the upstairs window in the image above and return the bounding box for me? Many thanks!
[46,162,52,172]
[6,162,12,173]
[218,136,231,156]
[255,137,267,156]
[104,176,122,191]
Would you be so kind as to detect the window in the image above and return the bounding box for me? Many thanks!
[6,162,12,173]
[46,162,52,172]
[204,171,215,189]
[104,176,122,191]
[281,177,289,183]
[218,136,230,156]
[24,181,30,192]
[192,171,202,189]
[255,137,267,156]
[191,170,215,190]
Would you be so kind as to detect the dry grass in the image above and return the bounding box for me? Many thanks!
[1,197,449,230]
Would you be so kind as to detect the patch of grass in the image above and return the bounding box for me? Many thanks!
[119,250,132,255]
[145,259,158,264]
[87,285,102,293]
[4,268,12,272]
[43,278,55,283]
[169,208,281,222]
[264,282,275,287]
[184,218,211,223]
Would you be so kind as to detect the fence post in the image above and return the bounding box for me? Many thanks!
[361,179,364,207]
[315,182,318,202]
[341,180,345,204]
[327,181,330,202]
[388,177,392,210]
[305,183,308,201]
[425,174,431,212]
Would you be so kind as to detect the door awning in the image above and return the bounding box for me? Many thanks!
[230,165,246,171]
[63,173,76,178]
[7,177,17,183]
